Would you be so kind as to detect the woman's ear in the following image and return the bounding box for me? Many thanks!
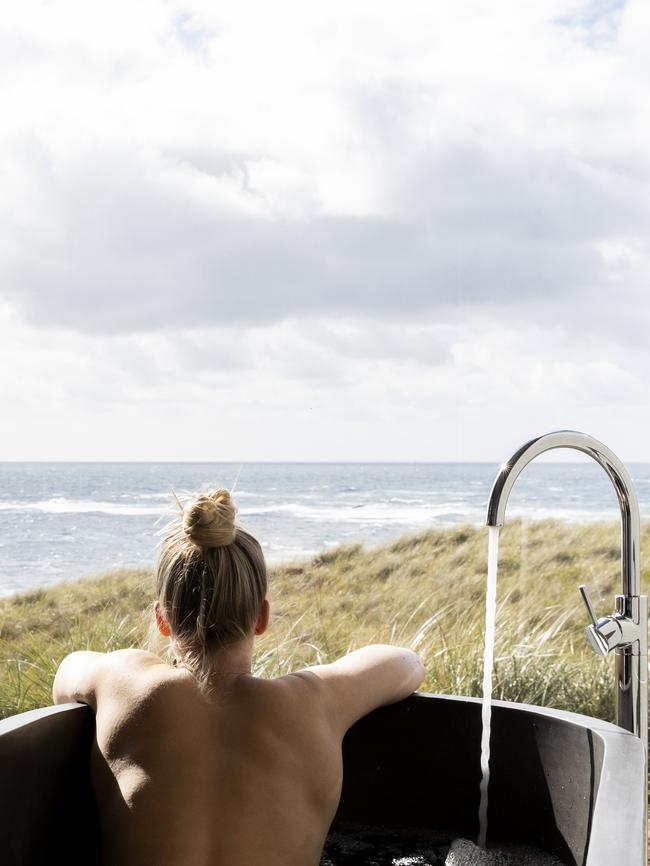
[155,601,171,637]
[254,599,270,636]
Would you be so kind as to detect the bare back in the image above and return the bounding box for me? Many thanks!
[54,645,424,866]
[91,654,342,866]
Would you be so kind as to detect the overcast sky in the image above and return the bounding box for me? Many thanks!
[1,0,649,461]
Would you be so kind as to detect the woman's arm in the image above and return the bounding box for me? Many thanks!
[52,650,109,709]
[301,644,425,735]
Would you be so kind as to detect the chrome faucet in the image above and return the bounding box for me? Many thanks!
[487,431,647,858]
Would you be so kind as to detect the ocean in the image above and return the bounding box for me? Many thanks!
[2,461,650,596]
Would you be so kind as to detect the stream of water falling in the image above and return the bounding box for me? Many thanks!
[322,522,562,866]
[477,525,501,849]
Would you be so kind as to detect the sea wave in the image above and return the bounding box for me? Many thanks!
[239,501,477,524]
[0,498,165,516]
[0,494,632,526]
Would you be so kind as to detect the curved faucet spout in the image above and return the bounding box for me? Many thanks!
[486,430,647,862]
[486,430,640,597]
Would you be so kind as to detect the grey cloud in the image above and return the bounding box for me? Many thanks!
[170,331,254,373]
[351,78,421,151]
[2,135,648,336]
[300,320,453,367]
[164,146,252,185]
[0,28,48,69]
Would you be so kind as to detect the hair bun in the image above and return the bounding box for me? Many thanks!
[183,488,237,548]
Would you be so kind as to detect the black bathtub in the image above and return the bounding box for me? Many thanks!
[0,693,645,865]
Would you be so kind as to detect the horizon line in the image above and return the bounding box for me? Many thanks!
[3,459,650,466]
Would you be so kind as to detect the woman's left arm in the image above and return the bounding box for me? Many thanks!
[52,651,108,709]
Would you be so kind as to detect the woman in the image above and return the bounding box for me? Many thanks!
[53,487,425,866]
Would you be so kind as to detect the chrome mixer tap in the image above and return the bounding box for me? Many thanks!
[486,430,647,858]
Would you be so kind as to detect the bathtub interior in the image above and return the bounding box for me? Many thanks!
[333,694,597,864]
[332,693,645,866]
[0,693,644,866]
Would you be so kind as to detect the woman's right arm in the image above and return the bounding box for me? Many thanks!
[298,644,425,735]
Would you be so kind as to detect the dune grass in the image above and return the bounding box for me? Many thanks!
[1,518,645,722]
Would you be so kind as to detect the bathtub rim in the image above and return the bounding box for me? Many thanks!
[0,690,636,736]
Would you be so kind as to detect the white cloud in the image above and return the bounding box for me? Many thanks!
[0,0,648,336]
[1,1,649,458]
[2,298,649,459]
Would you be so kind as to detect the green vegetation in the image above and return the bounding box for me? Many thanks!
[1,519,645,721]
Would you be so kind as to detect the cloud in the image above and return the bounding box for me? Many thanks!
[2,295,648,460]
[1,0,650,460]
[0,0,648,338]
[3,135,648,336]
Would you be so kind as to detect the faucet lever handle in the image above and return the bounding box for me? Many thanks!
[579,584,623,655]
[579,584,599,628]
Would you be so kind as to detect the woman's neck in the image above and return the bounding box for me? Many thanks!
[174,636,255,684]
[208,638,254,679]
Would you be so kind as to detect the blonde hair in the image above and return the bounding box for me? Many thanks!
[154,487,267,689]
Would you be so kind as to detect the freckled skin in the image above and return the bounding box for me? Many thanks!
[54,644,425,866]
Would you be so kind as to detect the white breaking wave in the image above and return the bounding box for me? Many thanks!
[0,497,165,516]
[505,505,624,522]
[239,501,479,524]
[0,496,631,525]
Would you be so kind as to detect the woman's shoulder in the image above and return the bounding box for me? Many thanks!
[245,669,333,725]
[104,647,169,669]
[94,651,200,735]
[97,648,175,690]
[53,647,173,710]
